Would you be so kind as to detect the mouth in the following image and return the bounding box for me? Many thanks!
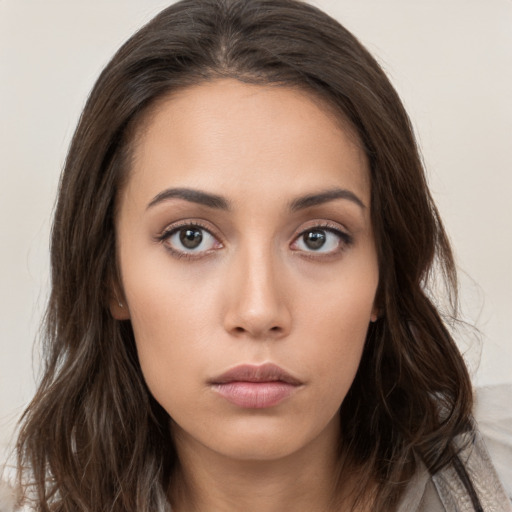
[209,363,302,409]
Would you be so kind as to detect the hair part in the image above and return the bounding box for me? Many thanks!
[16,1,473,511]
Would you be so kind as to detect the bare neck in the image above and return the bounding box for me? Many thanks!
[169,423,361,512]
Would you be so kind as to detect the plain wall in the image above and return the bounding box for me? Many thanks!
[1,0,511,456]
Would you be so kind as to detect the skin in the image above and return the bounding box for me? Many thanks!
[112,79,379,512]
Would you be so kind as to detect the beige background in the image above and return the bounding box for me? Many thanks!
[1,0,511,457]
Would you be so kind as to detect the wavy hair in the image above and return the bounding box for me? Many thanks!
[16,0,473,510]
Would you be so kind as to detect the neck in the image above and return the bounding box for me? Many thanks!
[169,421,360,512]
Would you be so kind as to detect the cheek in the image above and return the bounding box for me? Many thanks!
[305,305,368,387]
[121,240,217,343]
[121,256,225,411]
[296,266,377,396]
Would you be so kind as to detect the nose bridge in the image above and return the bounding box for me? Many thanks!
[223,238,291,338]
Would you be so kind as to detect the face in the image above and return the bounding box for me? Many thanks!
[112,79,379,462]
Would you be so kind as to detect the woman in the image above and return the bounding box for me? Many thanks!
[8,0,511,510]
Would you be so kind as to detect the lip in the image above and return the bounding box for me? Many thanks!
[209,363,302,409]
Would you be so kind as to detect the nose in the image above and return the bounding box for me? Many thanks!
[222,245,292,340]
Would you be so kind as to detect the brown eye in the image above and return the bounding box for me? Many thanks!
[161,224,220,256]
[302,230,326,250]
[292,226,352,255]
[179,228,203,249]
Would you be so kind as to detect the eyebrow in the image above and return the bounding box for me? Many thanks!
[289,188,366,211]
[147,187,231,210]
[146,186,365,212]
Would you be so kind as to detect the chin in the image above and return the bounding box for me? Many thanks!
[184,413,339,463]
[210,431,308,462]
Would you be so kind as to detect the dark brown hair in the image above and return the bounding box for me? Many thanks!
[16,0,473,510]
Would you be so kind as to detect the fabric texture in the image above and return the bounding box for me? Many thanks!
[397,429,512,512]
[474,385,512,496]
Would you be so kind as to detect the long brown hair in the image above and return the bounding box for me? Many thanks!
[16,1,473,510]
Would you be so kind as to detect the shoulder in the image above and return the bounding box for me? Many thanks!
[398,428,512,512]
[433,429,512,511]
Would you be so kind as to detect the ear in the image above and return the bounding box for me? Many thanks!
[370,299,381,323]
[109,288,131,321]
[370,284,383,323]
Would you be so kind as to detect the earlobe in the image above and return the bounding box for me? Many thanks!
[370,288,382,323]
[109,294,131,320]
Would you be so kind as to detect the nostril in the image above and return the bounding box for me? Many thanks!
[231,325,283,335]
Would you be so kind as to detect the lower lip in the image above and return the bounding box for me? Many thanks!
[212,381,298,409]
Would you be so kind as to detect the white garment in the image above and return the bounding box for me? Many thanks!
[397,429,512,511]
[474,384,512,495]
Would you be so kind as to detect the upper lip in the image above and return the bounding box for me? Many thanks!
[210,363,302,385]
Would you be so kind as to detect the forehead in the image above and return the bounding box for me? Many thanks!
[125,79,370,208]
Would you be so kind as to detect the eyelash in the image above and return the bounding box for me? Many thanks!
[290,222,353,260]
[156,221,353,260]
[156,221,221,260]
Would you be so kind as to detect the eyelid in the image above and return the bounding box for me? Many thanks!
[156,219,218,239]
[290,220,353,256]
[292,220,351,238]
[155,220,223,259]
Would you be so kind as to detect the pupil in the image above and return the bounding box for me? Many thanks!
[180,228,203,249]
[304,230,326,250]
